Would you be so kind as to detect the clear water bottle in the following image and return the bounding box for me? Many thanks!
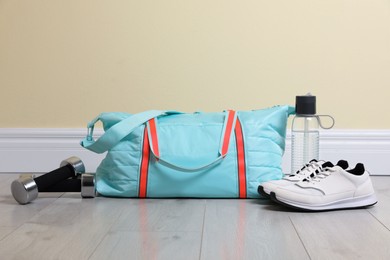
[291,94,334,174]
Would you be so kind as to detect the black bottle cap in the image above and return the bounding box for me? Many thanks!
[295,94,316,115]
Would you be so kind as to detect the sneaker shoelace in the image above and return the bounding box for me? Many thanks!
[303,167,336,183]
[286,161,324,179]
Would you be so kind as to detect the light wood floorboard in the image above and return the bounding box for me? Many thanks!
[0,174,389,259]
[200,199,310,259]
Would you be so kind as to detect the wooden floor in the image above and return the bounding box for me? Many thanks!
[0,174,389,260]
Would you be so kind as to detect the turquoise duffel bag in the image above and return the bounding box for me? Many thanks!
[81,105,294,198]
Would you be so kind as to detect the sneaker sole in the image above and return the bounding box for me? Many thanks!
[257,185,271,198]
[270,192,378,212]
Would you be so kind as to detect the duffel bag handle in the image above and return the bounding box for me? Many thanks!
[81,110,180,154]
[146,110,237,172]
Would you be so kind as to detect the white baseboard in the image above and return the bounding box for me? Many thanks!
[0,128,105,173]
[1,128,389,175]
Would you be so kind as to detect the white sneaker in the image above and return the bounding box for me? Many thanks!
[258,160,346,198]
[270,163,378,211]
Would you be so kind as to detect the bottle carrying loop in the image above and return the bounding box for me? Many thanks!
[291,114,335,130]
[316,115,335,130]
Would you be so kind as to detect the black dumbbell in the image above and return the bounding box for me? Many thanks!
[19,173,96,197]
[11,156,86,204]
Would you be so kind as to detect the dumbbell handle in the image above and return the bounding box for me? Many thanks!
[34,164,77,191]
[39,178,81,192]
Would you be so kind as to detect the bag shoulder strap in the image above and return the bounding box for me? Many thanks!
[81,110,170,154]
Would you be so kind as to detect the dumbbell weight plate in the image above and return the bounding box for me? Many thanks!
[60,156,85,175]
[11,176,38,205]
[81,174,96,198]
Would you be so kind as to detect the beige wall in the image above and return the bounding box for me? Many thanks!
[1,0,389,128]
